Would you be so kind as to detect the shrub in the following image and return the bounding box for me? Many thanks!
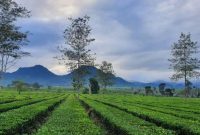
[165,88,174,96]
[89,78,100,94]
[82,88,89,94]
[145,86,153,95]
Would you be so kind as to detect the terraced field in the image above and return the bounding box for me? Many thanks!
[0,91,200,135]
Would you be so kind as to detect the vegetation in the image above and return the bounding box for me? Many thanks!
[81,96,175,135]
[0,91,66,134]
[84,94,200,134]
[159,83,166,95]
[144,86,153,95]
[169,33,200,97]
[0,0,30,80]
[89,78,100,94]
[82,87,89,94]
[32,82,42,90]
[97,61,115,90]
[11,80,26,94]
[1,1,200,135]
[56,15,95,93]
[1,90,200,135]
[36,95,104,135]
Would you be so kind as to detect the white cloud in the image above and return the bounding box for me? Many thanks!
[12,0,200,82]
[49,65,67,75]
[16,0,99,21]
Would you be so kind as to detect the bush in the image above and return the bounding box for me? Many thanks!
[165,88,174,96]
[82,88,89,94]
[145,86,153,95]
[89,78,100,94]
[159,83,166,95]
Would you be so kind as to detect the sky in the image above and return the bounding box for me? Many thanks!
[13,0,200,82]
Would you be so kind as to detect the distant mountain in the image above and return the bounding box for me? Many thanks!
[1,65,194,88]
[2,65,132,87]
[3,65,69,87]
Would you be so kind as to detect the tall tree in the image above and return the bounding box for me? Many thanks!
[169,33,200,97]
[159,83,166,95]
[97,61,115,90]
[0,0,30,80]
[56,15,95,93]
[89,78,99,94]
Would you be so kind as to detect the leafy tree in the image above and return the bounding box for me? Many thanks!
[89,78,99,94]
[97,61,115,90]
[82,87,89,94]
[159,83,166,95]
[145,86,153,96]
[0,0,30,80]
[12,80,25,94]
[165,88,174,97]
[56,15,95,94]
[48,86,52,90]
[169,33,200,97]
[197,89,200,98]
[32,82,41,90]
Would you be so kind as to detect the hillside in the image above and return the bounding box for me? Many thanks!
[2,65,133,87]
[2,65,188,88]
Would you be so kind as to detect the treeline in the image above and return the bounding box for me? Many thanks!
[7,81,42,94]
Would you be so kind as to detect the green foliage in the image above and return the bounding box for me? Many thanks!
[0,95,60,113]
[97,61,115,90]
[82,87,89,94]
[0,0,30,78]
[145,86,153,95]
[169,33,200,97]
[81,96,175,135]
[36,96,103,135]
[89,78,100,94]
[0,94,66,134]
[165,88,174,96]
[11,80,25,94]
[32,82,41,90]
[84,94,200,134]
[56,15,95,92]
[159,83,166,95]
[47,86,52,90]
[1,91,200,134]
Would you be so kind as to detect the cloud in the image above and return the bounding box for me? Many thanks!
[10,0,200,82]
[16,0,100,21]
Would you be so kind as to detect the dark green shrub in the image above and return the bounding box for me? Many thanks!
[165,88,174,96]
[82,87,89,94]
[145,86,153,95]
[89,78,100,94]
[159,83,166,95]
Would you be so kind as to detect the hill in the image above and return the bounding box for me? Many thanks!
[1,65,190,88]
[2,65,133,87]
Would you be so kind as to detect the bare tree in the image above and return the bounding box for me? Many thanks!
[169,33,200,97]
[0,0,30,80]
[97,61,115,90]
[56,15,95,93]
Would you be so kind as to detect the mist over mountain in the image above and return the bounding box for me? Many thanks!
[1,65,192,88]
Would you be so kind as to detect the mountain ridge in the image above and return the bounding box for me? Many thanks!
[1,65,192,88]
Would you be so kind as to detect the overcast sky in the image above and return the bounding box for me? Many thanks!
[13,0,200,82]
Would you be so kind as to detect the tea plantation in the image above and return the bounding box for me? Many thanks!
[0,91,200,135]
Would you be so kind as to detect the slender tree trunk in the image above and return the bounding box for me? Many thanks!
[184,44,188,97]
[184,74,187,97]
[89,83,92,94]
[77,55,80,98]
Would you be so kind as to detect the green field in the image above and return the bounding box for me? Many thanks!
[0,91,200,135]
